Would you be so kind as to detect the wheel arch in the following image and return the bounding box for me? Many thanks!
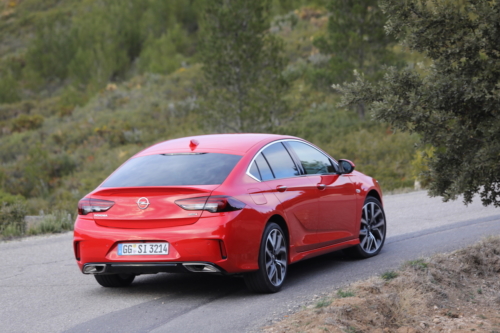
[267,214,290,249]
[366,189,382,204]
[244,213,289,293]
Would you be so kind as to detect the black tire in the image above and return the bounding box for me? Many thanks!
[346,196,387,259]
[94,274,135,287]
[244,222,288,293]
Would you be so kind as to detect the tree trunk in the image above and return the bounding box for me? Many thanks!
[356,102,365,119]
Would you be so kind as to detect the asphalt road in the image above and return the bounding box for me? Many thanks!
[1,191,499,333]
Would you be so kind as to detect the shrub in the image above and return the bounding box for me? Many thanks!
[0,200,28,238]
[139,26,189,75]
[381,270,399,281]
[0,189,25,205]
[27,210,74,235]
[11,114,44,132]
[0,73,20,104]
[315,297,332,308]
[405,259,428,271]
[337,289,355,298]
[411,146,435,189]
[47,153,77,178]
[25,15,75,81]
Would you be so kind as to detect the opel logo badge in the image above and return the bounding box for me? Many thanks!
[137,197,150,210]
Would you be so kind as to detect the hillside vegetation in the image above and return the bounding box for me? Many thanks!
[265,236,500,333]
[0,0,419,236]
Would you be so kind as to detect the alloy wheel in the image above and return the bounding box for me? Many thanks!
[359,201,386,254]
[264,228,287,286]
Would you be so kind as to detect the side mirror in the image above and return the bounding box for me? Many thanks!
[338,159,355,174]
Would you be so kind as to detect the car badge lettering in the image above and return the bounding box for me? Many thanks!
[137,197,150,210]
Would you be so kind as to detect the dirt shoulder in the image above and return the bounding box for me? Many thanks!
[264,236,500,333]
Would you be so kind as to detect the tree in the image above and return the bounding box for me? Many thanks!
[313,0,401,118]
[198,0,288,133]
[335,0,500,206]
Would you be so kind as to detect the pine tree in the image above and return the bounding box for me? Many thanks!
[336,0,500,206]
[314,0,401,118]
[198,0,288,133]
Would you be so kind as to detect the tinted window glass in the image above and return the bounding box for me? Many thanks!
[102,153,242,187]
[287,141,335,174]
[249,161,261,181]
[262,143,299,179]
[255,153,274,181]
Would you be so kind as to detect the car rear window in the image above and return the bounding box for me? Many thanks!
[101,153,242,187]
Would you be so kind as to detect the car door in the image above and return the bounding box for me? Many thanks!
[247,142,320,252]
[285,141,358,245]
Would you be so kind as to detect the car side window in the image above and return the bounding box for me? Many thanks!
[249,161,261,181]
[287,141,335,175]
[254,153,274,181]
[262,143,299,179]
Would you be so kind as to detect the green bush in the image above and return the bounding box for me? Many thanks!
[57,86,90,112]
[411,146,434,189]
[141,0,202,37]
[337,289,355,298]
[139,25,190,74]
[381,270,399,281]
[25,14,75,81]
[0,131,33,163]
[0,190,25,206]
[1,146,77,198]
[0,73,20,104]
[11,114,44,132]
[27,210,74,235]
[315,297,332,308]
[405,259,428,271]
[0,200,28,238]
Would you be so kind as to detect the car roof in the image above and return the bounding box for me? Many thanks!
[134,133,299,156]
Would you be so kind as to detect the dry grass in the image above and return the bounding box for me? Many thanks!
[264,236,500,333]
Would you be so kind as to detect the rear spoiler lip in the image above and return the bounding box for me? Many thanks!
[89,185,221,197]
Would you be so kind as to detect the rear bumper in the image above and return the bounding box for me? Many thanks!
[73,208,265,274]
[82,262,225,275]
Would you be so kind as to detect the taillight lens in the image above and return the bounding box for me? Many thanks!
[175,196,245,213]
[78,198,115,215]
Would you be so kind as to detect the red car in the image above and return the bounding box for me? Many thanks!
[73,134,386,293]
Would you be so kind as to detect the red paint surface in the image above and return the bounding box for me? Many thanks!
[74,134,383,274]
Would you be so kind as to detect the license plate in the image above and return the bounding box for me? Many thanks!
[118,243,169,256]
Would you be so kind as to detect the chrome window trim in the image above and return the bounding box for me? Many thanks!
[245,139,339,183]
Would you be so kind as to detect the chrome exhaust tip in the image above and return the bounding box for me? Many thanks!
[182,263,220,273]
[83,264,107,274]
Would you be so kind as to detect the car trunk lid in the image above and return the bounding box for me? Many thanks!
[90,186,217,229]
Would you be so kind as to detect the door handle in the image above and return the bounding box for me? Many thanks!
[317,183,326,190]
[276,185,287,192]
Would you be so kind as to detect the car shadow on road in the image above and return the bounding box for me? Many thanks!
[67,251,368,333]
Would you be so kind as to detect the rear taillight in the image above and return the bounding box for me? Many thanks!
[175,196,245,213]
[78,198,115,215]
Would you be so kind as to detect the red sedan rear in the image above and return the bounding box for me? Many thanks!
[73,134,386,293]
